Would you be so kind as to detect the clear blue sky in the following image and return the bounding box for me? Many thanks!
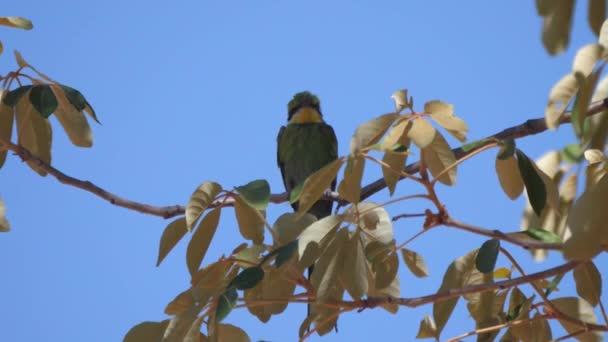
[1,1,606,341]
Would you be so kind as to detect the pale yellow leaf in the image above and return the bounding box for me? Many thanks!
[0,17,33,30]
[423,131,456,185]
[424,100,468,142]
[391,89,408,113]
[546,72,578,129]
[340,232,368,299]
[311,228,348,303]
[407,117,436,148]
[599,17,608,48]
[13,50,28,69]
[15,90,52,176]
[186,208,221,275]
[584,148,607,164]
[541,0,575,55]
[156,217,187,267]
[400,248,429,278]
[297,214,342,260]
[49,85,92,147]
[551,297,603,342]
[185,181,222,231]
[0,197,9,232]
[382,150,407,196]
[234,196,264,244]
[416,316,437,339]
[338,155,365,203]
[495,156,524,200]
[349,113,399,153]
[345,202,393,244]
[572,44,604,76]
[381,119,409,150]
[0,93,14,168]
[272,212,317,246]
[297,158,344,217]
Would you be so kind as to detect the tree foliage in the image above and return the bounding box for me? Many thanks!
[2,3,608,341]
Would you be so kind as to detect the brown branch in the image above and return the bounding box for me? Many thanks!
[2,98,607,219]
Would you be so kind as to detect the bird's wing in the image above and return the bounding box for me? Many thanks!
[319,123,339,191]
[276,125,291,192]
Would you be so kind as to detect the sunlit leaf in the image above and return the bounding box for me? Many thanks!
[493,267,511,279]
[298,214,342,261]
[15,89,52,176]
[584,148,607,164]
[495,155,524,200]
[572,44,604,76]
[391,89,409,113]
[186,208,221,275]
[272,212,317,246]
[551,297,603,342]
[346,202,393,244]
[156,217,187,266]
[400,248,429,278]
[123,320,169,342]
[599,15,608,47]
[573,65,604,141]
[296,158,344,217]
[229,267,264,290]
[45,85,94,147]
[561,143,583,163]
[0,197,9,232]
[164,288,194,316]
[424,100,468,142]
[185,181,222,231]
[235,179,270,210]
[234,244,265,268]
[416,316,437,339]
[350,113,399,153]
[183,315,204,342]
[407,118,436,149]
[573,261,602,307]
[541,0,575,55]
[234,196,265,244]
[423,131,456,185]
[0,17,33,30]
[338,155,365,203]
[475,239,500,273]
[0,93,14,169]
[341,231,368,299]
[546,72,577,129]
[215,287,238,322]
[59,85,100,123]
[382,150,408,196]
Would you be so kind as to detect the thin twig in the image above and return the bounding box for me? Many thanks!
[446,314,550,342]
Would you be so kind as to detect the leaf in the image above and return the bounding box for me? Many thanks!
[156,217,187,266]
[416,316,437,339]
[391,89,409,113]
[163,306,199,341]
[185,181,222,231]
[461,138,492,153]
[298,215,342,262]
[58,85,100,124]
[523,227,562,243]
[400,248,429,278]
[541,0,575,55]
[382,150,408,196]
[234,179,270,210]
[274,240,298,267]
[45,85,94,147]
[0,197,9,232]
[215,287,238,322]
[584,148,607,164]
[272,212,317,246]
[349,113,399,153]
[516,149,547,216]
[573,65,605,141]
[338,155,365,203]
[495,155,524,200]
[340,232,368,299]
[423,131,457,185]
[2,85,32,107]
[229,267,264,290]
[123,320,169,342]
[216,324,250,342]
[0,95,14,169]
[573,261,602,306]
[183,315,205,342]
[345,202,393,244]
[190,261,234,303]
[15,89,52,176]
[572,44,604,76]
[551,297,603,342]
[407,118,436,149]
[475,239,500,273]
[164,289,194,316]
[233,196,265,244]
[546,73,577,129]
[589,0,606,37]
[296,158,344,217]
[564,174,608,260]
[493,267,511,279]
[599,13,608,47]
[186,208,221,275]
[0,17,33,30]
[311,227,348,304]
[374,249,399,289]
[424,100,468,142]
[234,244,265,268]
[28,85,57,118]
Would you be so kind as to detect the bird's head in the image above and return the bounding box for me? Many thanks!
[287,91,323,123]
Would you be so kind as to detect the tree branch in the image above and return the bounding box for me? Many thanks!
[2,98,607,219]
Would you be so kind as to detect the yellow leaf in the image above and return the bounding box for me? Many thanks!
[0,197,9,232]
[15,90,52,176]
[400,248,429,278]
[572,44,604,76]
[186,208,221,275]
[164,289,194,316]
[296,158,344,217]
[493,267,511,279]
[0,17,33,30]
[272,212,317,246]
[297,214,342,261]
[338,155,365,203]
[156,217,187,266]
[0,40,3,55]
[416,316,437,339]
[551,297,603,342]
[546,72,577,129]
[495,155,524,200]
[349,113,399,153]
[573,261,602,306]
[0,93,14,168]
[599,15,608,47]
[381,119,409,150]
[584,148,607,164]
[382,150,407,196]
[185,181,222,231]
[541,0,575,55]
[340,232,368,299]
[424,100,468,142]
[391,89,409,113]
[234,196,265,244]
[407,117,436,148]
[345,202,393,244]
[49,85,92,147]
[423,131,456,185]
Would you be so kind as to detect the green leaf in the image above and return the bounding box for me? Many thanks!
[3,85,32,107]
[545,273,565,297]
[516,149,547,217]
[185,181,222,231]
[274,239,298,267]
[573,261,602,307]
[229,267,264,290]
[497,139,516,160]
[289,182,303,204]
[0,197,9,232]
[338,155,365,203]
[294,158,344,217]
[235,179,270,210]
[186,208,221,275]
[234,196,265,244]
[28,85,57,118]
[552,297,603,342]
[123,320,170,342]
[215,288,238,322]
[561,143,583,163]
[461,137,491,153]
[523,227,562,243]
[400,248,429,278]
[156,217,187,267]
[59,85,100,124]
[476,239,500,273]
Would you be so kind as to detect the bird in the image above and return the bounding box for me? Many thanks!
[276,91,338,325]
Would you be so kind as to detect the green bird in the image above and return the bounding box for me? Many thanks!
[276,91,338,322]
